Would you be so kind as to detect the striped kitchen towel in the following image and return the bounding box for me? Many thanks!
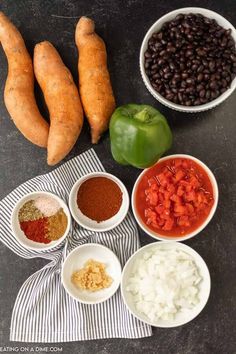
[0,148,152,343]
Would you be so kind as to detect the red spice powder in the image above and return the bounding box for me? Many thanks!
[20,218,51,244]
[77,177,123,222]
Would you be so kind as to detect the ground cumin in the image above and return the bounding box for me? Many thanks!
[46,208,68,241]
[77,177,122,222]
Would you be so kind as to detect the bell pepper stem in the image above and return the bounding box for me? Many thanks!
[134,108,151,123]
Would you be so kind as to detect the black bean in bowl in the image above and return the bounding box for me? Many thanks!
[144,13,236,106]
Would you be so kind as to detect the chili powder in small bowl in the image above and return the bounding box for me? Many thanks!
[11,191,71,251]
[69,172,129,232]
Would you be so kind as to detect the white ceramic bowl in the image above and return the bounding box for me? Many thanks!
[140,7,236,112]
[132,154,218,242]
[11,191,71,251]
[69,172,129,232]
[62,243,122,304]
[121,241,211,328]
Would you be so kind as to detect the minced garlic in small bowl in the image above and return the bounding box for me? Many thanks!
[71,259,113,292]
[62,243,122,304]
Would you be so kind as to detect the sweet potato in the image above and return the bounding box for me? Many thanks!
[34,41,83,165]
[75,17,115,144]
[0,12,49,147]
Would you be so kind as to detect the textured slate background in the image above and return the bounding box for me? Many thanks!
[0,0,235,353]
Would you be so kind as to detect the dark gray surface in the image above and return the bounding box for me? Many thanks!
[0,0,235,353]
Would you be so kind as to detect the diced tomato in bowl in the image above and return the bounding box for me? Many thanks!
[132,155,218,242]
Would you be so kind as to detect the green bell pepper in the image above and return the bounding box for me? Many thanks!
[109,104,172,169]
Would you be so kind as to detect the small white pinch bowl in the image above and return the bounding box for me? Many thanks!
[62,243,122,304]
[11,191,71,251]
[140,7,236,112]
[132,154,219,242]
[69,172,129,232]
[121,241,211,328]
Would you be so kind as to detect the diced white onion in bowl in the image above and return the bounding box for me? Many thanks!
[125,248,202,322]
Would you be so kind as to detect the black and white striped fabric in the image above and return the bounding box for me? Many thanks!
[0,149,152,342]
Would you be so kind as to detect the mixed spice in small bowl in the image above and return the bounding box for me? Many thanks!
[132,154,218,241]
[140,7,236,112]
[69,172,129,232]
[11,191,71,251]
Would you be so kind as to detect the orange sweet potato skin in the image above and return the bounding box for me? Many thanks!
[0,12,49,147]
[34,41,83,166]
[75,17,115,144]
